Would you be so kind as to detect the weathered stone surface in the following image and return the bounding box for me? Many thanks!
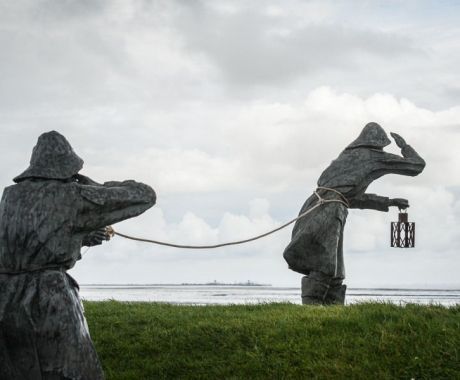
[82,228,111,247]
[13,130,84,183]
[0,131,156,379]
[284,122,425,305]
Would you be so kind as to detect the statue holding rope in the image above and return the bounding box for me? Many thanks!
[0,131,156,379]
[283,122,425,305]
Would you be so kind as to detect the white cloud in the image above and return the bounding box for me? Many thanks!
[1,1,459,288]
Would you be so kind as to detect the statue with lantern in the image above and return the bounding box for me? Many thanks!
[283,122,425,305]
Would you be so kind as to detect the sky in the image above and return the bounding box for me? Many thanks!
[0,0,459,287]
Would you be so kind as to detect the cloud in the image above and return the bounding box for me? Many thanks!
[70,181,460,287]
[65,87,460,286]
[1,1,459,287]
[175,3,418,86]
[70,198,293,285]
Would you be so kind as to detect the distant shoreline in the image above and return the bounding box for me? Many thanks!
[81,282,272,287]
[79,285,460,306]
[79,284,460,291]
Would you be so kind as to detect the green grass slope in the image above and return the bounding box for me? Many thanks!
[84,302,460,380]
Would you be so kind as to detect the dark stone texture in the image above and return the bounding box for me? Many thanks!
[0,131,156,379]
[82,228,111,247]
[346,122,391,149]
[14,131,84,183]
[324,284,347,305]
[284,122,425,305]
[301,275,329,300]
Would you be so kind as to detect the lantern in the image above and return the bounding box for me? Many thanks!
[391,211,415,248]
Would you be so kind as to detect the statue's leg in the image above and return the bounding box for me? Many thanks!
[301,271,330,304]
[324,279,347,305]
[325,229,346,305]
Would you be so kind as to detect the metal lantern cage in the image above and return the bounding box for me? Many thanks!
[391,211,415,248]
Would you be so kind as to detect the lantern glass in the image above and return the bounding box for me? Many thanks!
[391,212,415,248]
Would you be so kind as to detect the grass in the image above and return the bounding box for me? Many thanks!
[84,301,460,380]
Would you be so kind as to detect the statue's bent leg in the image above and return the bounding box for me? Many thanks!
[301,271,330,304]
[302,273,347,305]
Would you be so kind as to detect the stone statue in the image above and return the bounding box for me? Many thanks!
[283,122,425,305]
[0,131,156,379]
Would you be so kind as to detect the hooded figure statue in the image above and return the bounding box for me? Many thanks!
[0,131,156,379]
[283,122,425,305]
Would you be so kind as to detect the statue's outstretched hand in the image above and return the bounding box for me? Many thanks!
[390,132,407,149]
[82,228,111,247]
[389,198,409,210]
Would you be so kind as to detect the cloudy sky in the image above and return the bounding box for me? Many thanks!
[1,0,459,287]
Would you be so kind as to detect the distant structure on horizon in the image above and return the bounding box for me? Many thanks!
[181,280,271,287]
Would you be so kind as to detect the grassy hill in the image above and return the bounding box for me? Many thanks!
[84,301,459,379]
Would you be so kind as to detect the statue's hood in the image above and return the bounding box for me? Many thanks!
[14,131,83,183]
[346,122,391,150]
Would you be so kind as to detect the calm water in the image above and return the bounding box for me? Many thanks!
[79,285,460,306]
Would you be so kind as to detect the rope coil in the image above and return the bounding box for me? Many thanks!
[109,187,349,250]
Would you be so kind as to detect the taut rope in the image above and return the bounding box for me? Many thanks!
[108,187,349,249]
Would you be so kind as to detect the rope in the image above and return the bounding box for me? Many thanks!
[109,187,349,250]
[316,186,350,207]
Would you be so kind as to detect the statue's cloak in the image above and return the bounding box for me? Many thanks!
[284,144,425,278]
[0,179,155,379]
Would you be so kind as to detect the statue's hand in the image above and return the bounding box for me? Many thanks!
[74,174,101,186]
[389,198,409,210]
[390,132,407,149]
[82,228,111,247]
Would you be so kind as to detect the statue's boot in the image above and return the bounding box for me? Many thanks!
[325,284,347,305]
[301,274,329,305]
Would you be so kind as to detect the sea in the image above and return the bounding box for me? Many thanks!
[79,285,460,306]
